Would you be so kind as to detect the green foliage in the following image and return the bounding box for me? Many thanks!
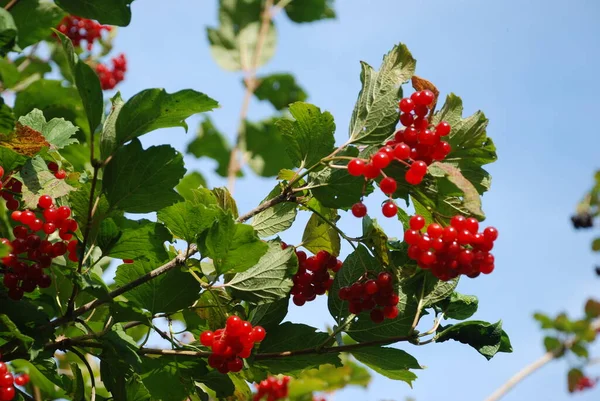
[284,0,336,23]
[226,241,297,302]
[252,73,308,110]
[351,346,420,385]
[54,0,134,26]
[17,156,75,209]
[18,109,78,149]
[101,217,172,261]
[157,199,219,244]
[436,320,512,360]
[302,210,341,256]
[0,9,18,56]
[7,0,64,48]
[437,292,479,321]
[245,118,295,177]
[114,258,201,314]
[103,139,186,213]
[349,43,415,144]
[251,186,297,237]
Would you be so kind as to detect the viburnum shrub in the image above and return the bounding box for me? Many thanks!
[0,1,531,401]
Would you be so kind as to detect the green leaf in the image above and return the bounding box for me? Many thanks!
[194,289,229,331]
[211,187,239,218]
[301,210,341,256]
[114,258,201,314]
[10,0,64,48]
[140,356,208,401]
[351,346,420,386]
[435,320,512,360]
[0,147,26,172]
[276,102,335,168]
[110,88,218,156]
[245,118,295,177]
[585,299,600,319]
[0,58,18,88]
[248,297,289,330]
[201,212,268,274]
[54,30,103,134]
[0,97,14,132]
[428,162,484,219]
[284,0,335,23]
[255,322,342,374]
[103,139,185,213]
[207,1,277,72]
[431,94,496,195]
[252,73,308,110]
[54,0,133,26]
[103,217,172,261]
[157,201,219,245]
[362,215,390,267]
[568,368,584,393]
[187,117,231,177]
[251,186,297,237]
[125,375,151,401]
[570,342,588,358]
[176,172,208,200]
[69,363,85,401]
[14,79,87,133]
[543,336,562,353]
[592,238,600,252]
[197,371,235,399]
[0,9,17,56]
[16,156,75,209]
[109,301,152,324]
[533,312,555,329]
[226,241,297,302]
[101,324,143,370]
[349,43,415,144]
[100,93,125,159]
[0,314,34,350]
[10,359,66,399]
[18,109,78,149]
[439,292,478,321]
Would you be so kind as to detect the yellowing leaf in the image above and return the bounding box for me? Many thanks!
[0,122,49,156]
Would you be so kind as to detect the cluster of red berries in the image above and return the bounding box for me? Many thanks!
[47,161,66,180]
[285,243,342,307]
[56,15,112,51]
[200,316,266,374]
[404,215,498,281]
[338,272,399,323]
[0,167,21,211]
[346,90,453,219]
[574,376,597,392]
[253,376,290,401]
[96,54,127,90]
[2,195,79,300]
[0,360,29,401]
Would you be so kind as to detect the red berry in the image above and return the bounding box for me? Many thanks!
[457,229,472,245]
[372,152,391,169]
[410,161,428,176]
[43,223,56,235]
[14,374,29,386]
[399,113,414,127]
[20,211,35,226]
[251,326,266,342]
[370,309,385,323]
[227,357,243,373]
[377,272,392,288]
[436,121,451,136]
[0,386,15,401]
[409,215,425,230]
[450,215,466,229]
[0,363,6,376]
[292,295,306,306]
[414,105,428,117]
[464,217,479,234]
[226,316,242,334]
[399,98,415,113]
[383,305,399,319]
[405,170,423,185]
[404,229,421,245]
[417,235,432,251]
[393,143,410,160]
[483,226,499,241]
[200,331,214,346]
[418,129,436,145]
[427,223,443,238]
[351,202,367,218]
[0,373,13,387]
[347,159,366,176]
[404,127,418,143]
[57,206,71,219]
[37,195,53,209]
[123,259,134,264]
[55,170,66,179]
[43,208,58,222]
[0,166,3,179]
[381,201,397,218]
[480,263,495,274]
[10,211,21,222]
[419,90,435,106]
[365,280,378,295]
[379,177,397,194]
[432,141,451,160]
[363,164,380,179]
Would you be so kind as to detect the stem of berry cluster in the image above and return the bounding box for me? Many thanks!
[226,0,275,193]
[483,320,600,401]
[3,0,19,11]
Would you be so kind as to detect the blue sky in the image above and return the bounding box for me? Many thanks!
[111,0,600,400]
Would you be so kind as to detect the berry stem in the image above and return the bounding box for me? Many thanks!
[315,313,356,352]
[3,0,20,11]
[410,277,427,333]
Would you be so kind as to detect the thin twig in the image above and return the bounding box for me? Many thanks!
[4,0,19,11]
[226,0,275,192]
[236,188,293,223]
[410,278,426,333]
[49,246,197,327]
